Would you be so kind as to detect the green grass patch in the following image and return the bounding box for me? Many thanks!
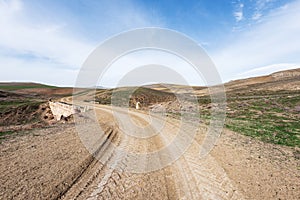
[0,130,15,137]
[0,100,38,112]
[225,94,300,147]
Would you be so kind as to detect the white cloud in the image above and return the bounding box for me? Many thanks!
[233,63,300,80]
[99,50,205,88]
[234,11,244,22]
[212,0,300,82]
[255,0,274,10]
[252,12,263,20]
[1,0,298,86]
[0,0,163,86]
[252,0,276,20]
[0,0,94,68]
[233,3,244,22]
[0,54,79,86]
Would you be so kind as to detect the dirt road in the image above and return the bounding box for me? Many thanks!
[0,104,299,199]
[61,104,244,199]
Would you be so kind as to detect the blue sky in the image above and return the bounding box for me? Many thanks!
[0,0,299,86]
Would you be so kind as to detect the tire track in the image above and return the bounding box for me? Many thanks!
[60,103,245,199]
[60,121,122,199]
[85,108,179,199]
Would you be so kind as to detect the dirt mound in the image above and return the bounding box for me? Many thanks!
[129,87,176,107]
[0,102,55,132]
[0,88,75,133]
[95,87,176,108]
[0,101,76,133]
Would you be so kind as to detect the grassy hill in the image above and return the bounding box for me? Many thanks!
[1,68,299,147]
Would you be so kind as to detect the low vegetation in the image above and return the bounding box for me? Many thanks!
[1,70,299,148]
[226,100,299,147]
[0,100,43,126]
[209,91,299,147]
[93,85,300,147]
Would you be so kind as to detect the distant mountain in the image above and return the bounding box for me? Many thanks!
[225,68,300,94]
[0,82,56,90]
[0,82,72,99]
[1,67,299,98]
[141,68,300,97]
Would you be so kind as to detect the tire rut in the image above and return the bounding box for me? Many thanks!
[60,105,245,199]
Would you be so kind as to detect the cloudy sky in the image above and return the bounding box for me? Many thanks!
[0,0,299,87]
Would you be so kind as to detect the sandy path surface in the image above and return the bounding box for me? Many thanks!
[0,105,299,199]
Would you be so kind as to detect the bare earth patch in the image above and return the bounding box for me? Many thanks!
[0,116,299,199]
[212,129,300,200]
[0,124,90,199]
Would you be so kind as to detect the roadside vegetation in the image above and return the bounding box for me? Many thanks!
[199,91,300,147]
[94,86,300,147]
[1,80,299,148]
